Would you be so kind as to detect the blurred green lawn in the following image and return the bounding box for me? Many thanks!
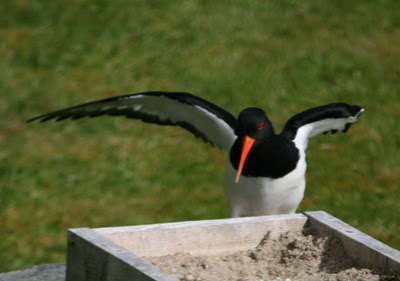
[1,0,399,272]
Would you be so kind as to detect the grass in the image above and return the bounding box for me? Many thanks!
[1,0,399,272]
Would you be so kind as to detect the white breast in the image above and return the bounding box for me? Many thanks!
[222,151,307,217]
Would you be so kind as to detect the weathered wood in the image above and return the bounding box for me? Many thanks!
[66,212,400,281]
[95,213,307,257]
[66,228,178,281]
[305,211,400,274]
[66,214,307,281]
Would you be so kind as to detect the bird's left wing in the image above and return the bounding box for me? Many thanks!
[28,92,238,154]
[281,103,364,151]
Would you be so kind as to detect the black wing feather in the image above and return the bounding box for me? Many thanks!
[281,103,364,140]
[28,92,238,153]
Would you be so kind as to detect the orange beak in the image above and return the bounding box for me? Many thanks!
[235,136,255,183]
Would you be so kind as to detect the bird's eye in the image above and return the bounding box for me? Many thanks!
[258,122,264,130]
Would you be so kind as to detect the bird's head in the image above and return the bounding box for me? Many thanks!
[235,107,275,183]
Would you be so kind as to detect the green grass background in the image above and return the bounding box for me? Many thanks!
[1,0,399,272]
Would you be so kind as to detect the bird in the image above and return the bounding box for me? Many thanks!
[28,91,364,217]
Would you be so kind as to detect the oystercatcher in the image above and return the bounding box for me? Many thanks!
[28,92,364,217]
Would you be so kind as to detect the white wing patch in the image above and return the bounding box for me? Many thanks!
[127,95,236,153]
[293,114,360,151]
[82,94,236,154]
[192,105,238,153]
[133,104,142,111]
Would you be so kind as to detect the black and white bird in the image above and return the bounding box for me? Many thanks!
[28,92,364,217]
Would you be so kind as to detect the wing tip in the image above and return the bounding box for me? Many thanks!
[26,117,39,123]
[349,104,364,117]
[26,115,50,123]
[26,114,74,123]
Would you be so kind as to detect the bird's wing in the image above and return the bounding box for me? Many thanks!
[281,103,364,151]
[28,92,238,154]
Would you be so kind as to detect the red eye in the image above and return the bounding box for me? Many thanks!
[258,122,264,130]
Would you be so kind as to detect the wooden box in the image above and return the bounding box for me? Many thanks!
[66,211,400,281]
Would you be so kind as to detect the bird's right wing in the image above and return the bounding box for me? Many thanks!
[28,92,238,154]
[281,103,364,151]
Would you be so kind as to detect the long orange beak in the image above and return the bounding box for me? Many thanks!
[235,136,255,183]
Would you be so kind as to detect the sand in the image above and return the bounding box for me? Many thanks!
[144,229,385,281]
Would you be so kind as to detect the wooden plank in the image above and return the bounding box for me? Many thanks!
[66,228,178,281]
[304,211,400,274]
[94,213,308,257]
[67,212,400,280]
